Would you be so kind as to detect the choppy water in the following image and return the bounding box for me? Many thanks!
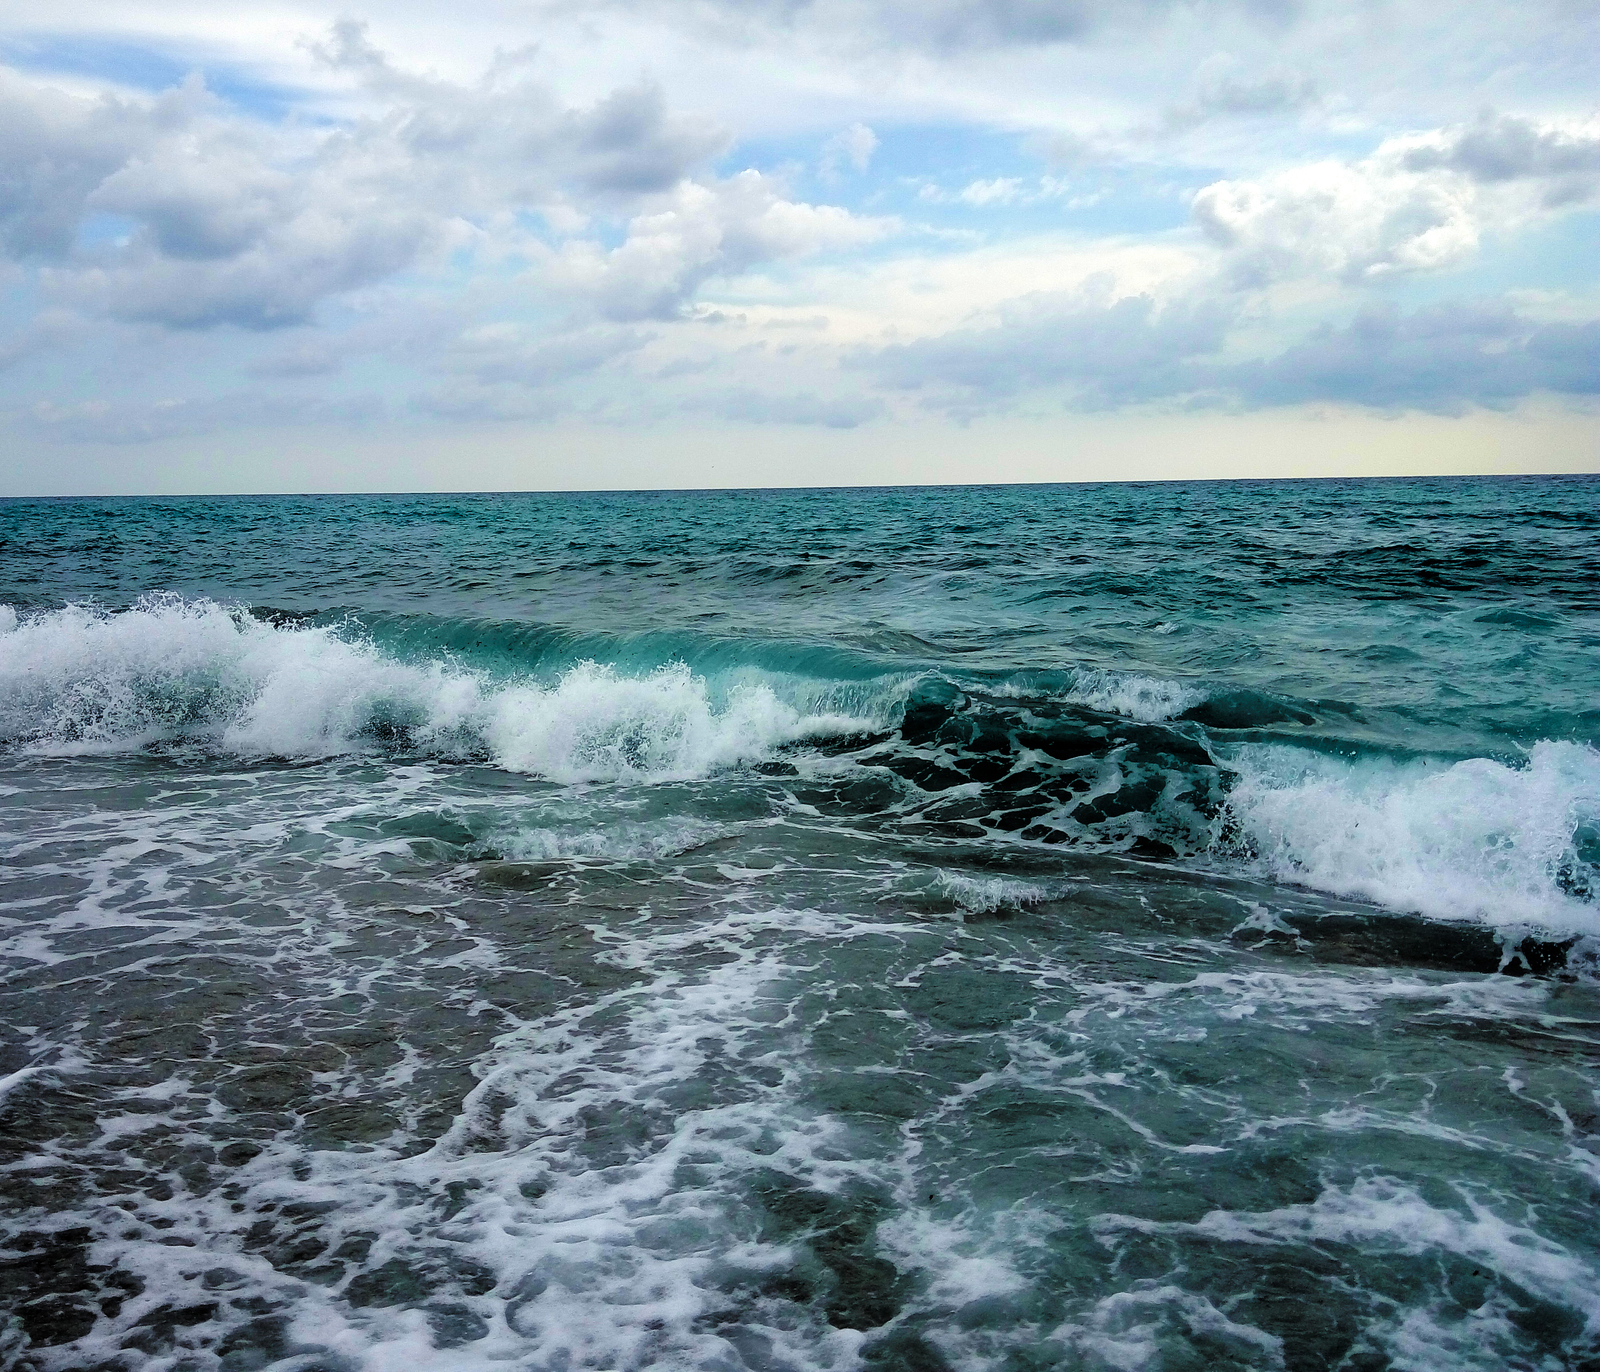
[1,478,1598,1372]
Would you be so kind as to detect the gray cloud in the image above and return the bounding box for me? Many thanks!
[444,324,653,387]
[16,389,384,443]
[852,285,1600,416]
[1231,302,1600,411]
[1402,112,1600,205]
[582,0,1295,53]
[401,322,655,423]
[412,382,576,423]
[565,83,726,197]
[1163,70,1319,131]
[247,339,345,378]
[1405,113,1600,182]
[711,387,885,427]
[0,68,147,259]
[53,212,433,330]
[0,310,84,372]
[0,65,434,327]
[89,136,297,262]
[859,283,1234,410]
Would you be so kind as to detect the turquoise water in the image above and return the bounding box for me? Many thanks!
[1,478,1597,1370]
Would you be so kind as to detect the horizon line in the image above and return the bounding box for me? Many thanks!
[5,469,1597,502]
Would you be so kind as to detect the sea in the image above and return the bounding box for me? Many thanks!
[0,477,1597,1372]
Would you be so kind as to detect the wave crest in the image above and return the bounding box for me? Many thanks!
[0,598,870,782]
[1225,741,1600,933]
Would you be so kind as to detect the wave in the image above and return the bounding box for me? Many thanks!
[4,598,1595,937]
[987,669,1207,723]
[1223,741,1600,933]
[0,598,877,782]
[805,678,1599,936]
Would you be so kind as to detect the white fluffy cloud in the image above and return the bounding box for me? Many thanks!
[1195,158,1480,286]
[1193,113,1600,288]
[545,172,895,322]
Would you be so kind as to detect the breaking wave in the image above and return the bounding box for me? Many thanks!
[3,597,1595,935]
[1223,740,1600,932]
[0,598,876,782]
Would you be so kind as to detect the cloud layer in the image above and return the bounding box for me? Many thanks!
[0,0,1595,474]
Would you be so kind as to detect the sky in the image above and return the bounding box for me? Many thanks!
[0,0,1596,493]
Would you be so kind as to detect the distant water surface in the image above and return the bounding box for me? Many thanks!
[1,477,1597,1371]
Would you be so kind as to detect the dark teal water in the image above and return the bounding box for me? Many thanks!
[1,478,1597,1371]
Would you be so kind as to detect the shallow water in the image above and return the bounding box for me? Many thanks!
[1,478,1598,1371]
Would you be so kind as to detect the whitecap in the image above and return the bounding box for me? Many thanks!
[1223,740,1600,935]
[0,597,876,783]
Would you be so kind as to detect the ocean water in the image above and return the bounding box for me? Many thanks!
[0,477,1597,1372]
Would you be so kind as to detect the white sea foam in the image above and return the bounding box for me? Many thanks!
[40,908,912,1372]
[1063,669,1206,723]
[0,598,872,782]
[1096,1174,1600,1349]
[1063,1285,1285,1370]
[0,1064,45,1110]
[935,872,1050,915]
[495,816,738,862]
[992,669,1205,722]
[1225,740,1600,934]
[480,662,862,783]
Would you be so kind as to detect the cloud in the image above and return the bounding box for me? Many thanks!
[1232,301,1600,411]
[0,26,883,332]
[0,67,150,259]
[848,268,1600,416]
[0,310,85,372]
[954,177,1026,205]
[1193,113,1600,289]
[589,0,1294,55]
[1162,69,1319,131]
[1402,112,1600,204]
[0,65,437,327]
[858,279,1234,410]
[547,172,896,321]
[17,389,383,443]
[403,321,654,423]
[567,82,729,197]
[4,5,1598,470]
[711,387,886,427]
[1193,155,1480,287]
[444,322,652,387]
[917,174,1080,207]
[53,210,434,330]
[247,339,344,378]
[821,122,878,178]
